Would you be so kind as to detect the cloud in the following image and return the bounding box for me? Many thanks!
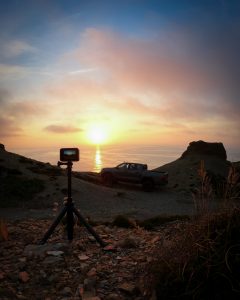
[2,40,37,58]
[0,88,50,138]
[0,117,23,138]
[68,68,97,75]
[44,124,83,134]
[42,22,240,148]
[67,25,240,122]
[8,101,48,119]
[0,88,10,103]
[0,63,29,80]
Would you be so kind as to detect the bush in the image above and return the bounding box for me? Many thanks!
[138,215,190,230]
[0,175,45,207]
[112,215,136,228]
[18,156,34,164]
[147,208,240,299]
[27,165,62,176]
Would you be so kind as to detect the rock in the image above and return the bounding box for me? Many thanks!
[82,293,100,300]
[80,262,90,273]
[150,236,160,244]
[0,143,5,151]
[46,250,64,256]
[60,286,72,296]
[47,274,59,283]
[181,140,227,160]
[42,256,63,265]
[75,283,84,298]
[19,271,30,283]
[98,280,109,289]
[78,254,89,261]
[87,267,97,277]
[84,277,97,291]
[106,293,121,300]
[118,282,138,295]
[116,236,139,248]
[24,243,67,258]
[101,226,112,234]
[103,244,116,252]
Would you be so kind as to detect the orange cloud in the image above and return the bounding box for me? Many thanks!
[0,117,23,138]
[43,28,232,128]
[44,124,83,133]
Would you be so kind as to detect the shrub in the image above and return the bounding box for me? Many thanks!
[147,208,240,299]
[138,215,190,230]
[27,165,62,176]
[0,175,45,207]
[112,215,136,228]
[18,156,34,164]
[144,162,240,299]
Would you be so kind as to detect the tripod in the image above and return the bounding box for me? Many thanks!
[39,161,106,247]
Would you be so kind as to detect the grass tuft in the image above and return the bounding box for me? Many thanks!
[0,175,45,207]
[112,215,136,228]
[138,215,190,230]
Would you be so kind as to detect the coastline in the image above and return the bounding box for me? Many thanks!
[6,144,240,173]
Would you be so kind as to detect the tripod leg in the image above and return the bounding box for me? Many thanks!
[66,203,74,241]
[73,207,106,247]
[39,206,67,245]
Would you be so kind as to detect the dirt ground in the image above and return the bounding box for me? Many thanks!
[0,178,197,222]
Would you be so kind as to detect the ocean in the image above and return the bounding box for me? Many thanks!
[10,144,240,173]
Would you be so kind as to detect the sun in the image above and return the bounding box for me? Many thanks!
[87,126,108,145]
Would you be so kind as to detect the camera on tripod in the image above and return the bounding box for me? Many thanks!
[40,147,105,246]
[60,148,79,162]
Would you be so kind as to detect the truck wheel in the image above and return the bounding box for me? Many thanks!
[102,173,114,187]
[142,179,154,192]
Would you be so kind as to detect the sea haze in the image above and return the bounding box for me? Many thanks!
[10,145,240,173]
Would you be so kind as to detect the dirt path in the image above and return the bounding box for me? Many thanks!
[0,182,196,221]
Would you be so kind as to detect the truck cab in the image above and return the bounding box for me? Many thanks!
[100,162,168,191]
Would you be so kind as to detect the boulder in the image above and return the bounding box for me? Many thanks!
[181,140,227,160]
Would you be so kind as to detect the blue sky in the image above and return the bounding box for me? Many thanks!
[0,0,240,149]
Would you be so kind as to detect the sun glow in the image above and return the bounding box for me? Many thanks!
[87,125,108,145]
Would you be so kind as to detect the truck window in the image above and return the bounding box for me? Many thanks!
[129,164,137,170]
[117,163,128,169]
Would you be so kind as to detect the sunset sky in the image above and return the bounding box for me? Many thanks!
[1,0,240,151]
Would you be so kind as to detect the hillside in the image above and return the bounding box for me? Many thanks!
[0,144,195,221]
[1,141,239,220]
[155,141,233,193]
[1,142,240,300]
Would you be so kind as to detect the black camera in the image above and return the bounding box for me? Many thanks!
[60,148,79,162]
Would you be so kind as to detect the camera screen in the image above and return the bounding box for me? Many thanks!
[60,148,79,161]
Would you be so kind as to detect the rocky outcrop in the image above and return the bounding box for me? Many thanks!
[155,141,231,192]
[0,144,5,151]
[181,140,227,160]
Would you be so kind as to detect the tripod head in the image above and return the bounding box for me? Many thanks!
[57,161,73,167]
[58,147,79,199]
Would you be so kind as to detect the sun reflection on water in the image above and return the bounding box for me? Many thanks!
[93,147,102,173]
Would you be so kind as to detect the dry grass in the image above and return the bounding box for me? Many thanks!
[146,164,240,299]
[193,161,240,215]
[193,160,213,215]
[147,208,240,299]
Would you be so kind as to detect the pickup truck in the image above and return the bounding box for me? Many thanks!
[100,162,168,191]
